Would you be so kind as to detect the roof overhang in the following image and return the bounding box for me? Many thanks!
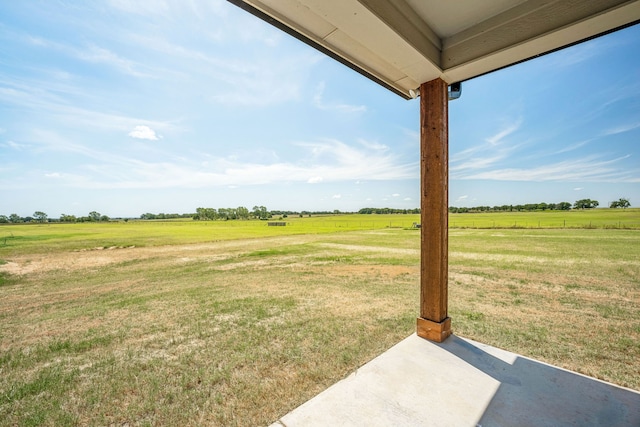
[228,0,640,99]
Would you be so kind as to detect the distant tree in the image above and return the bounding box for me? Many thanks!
[33,211,48,223]
[555,202,572,211]
[60,214,77,222]
[88,211,101,222]
[194,207,217,220]
[100,215,110,222]
[574,199,599,209]
[0,215,8,223]
[237,206,250,220]
[252,206,269,220]
[610,198,631,209]
[9,213,22,223]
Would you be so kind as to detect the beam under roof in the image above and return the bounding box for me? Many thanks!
[229,0,640,99]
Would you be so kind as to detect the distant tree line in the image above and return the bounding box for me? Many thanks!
[60,211,110,222]
[358,207,421,214]
[0,198,631,224]
[191,206,267,221]
[446,198,632,213]
[0,211,110,223]
[449,202,572,213]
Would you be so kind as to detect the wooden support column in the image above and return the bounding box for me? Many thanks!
[416,78,451,343]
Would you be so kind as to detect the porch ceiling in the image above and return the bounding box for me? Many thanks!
[228,0,640,98]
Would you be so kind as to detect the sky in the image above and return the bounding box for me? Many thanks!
[1,1,639,218]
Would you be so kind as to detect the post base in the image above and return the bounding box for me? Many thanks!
[417,317,451,342]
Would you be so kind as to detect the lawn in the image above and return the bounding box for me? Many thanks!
[0,214,638,426]
[449,207,640,229]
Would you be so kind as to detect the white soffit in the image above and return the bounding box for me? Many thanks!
[229,0,640,99]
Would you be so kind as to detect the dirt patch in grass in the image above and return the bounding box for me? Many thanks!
[316,243,419,255]
[0,235,325,276]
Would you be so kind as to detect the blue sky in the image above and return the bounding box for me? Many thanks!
[1,1,639,218]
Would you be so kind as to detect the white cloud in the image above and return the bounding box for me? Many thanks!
[128,125,159,140]
[403,197,412,201]
[332,194,342,199]
[357,138,388,151]
[574,187,583,191]
[456,195,469,202]
[308,176,323,184]
[392,193,400,197]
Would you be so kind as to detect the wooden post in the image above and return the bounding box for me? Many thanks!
[416,78,451,343]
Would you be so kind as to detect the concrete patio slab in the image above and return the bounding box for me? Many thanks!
[269,334,640,427]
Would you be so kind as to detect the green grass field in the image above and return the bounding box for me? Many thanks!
[1,209,638,257]
[0,211,638,426]
[449,208,640,229]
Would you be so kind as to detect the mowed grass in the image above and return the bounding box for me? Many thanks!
[0,215,419,257]
[450,207,640,228]
[1,208,637,256]
[0,216,639,426]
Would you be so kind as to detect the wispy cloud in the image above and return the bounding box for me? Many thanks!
[553,140,591,154]
[18,33,156,78]
[601,120,640,136]
[1,132,418,190]
[0,81,178,134]
[313,82,366,113]
[79,44,154,78]
[2,140,30,150]
[450,154,509,173]
[461,155,637,183]
[5,4,318,108]
[451,118,523,166]
[485,118,523,145]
